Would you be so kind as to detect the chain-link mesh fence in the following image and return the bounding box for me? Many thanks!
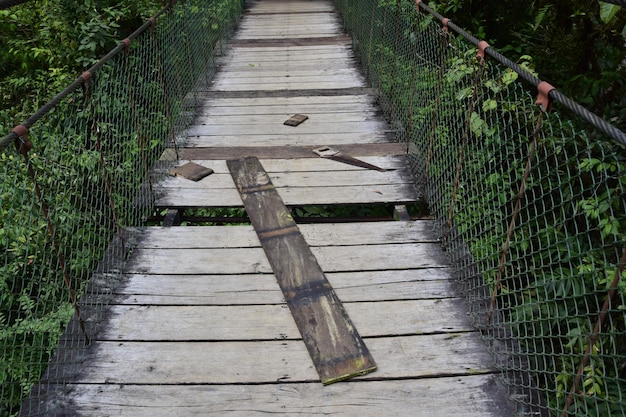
[0,1,244,415]
[335,0,626,416]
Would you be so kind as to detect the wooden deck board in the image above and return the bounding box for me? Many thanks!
[61,376,507,417]
[100,299,474,341]
[70,334,494,384]
[40,0,512,415]
[126,221,437,248]
[112,269,455,305]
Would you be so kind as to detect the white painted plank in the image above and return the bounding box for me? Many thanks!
[74,333,493,384]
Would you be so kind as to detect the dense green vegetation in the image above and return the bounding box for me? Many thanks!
[1,1,245,415]
[337,0,625,415]
[429,0,626,131]
[1,0,624,416]
[0,0,162,133]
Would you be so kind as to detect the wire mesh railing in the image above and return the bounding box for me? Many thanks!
[0,1,244,416]
[334,0,626,416]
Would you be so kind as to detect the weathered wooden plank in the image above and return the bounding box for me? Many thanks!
[211,80,364,91]
[155,183,418,207]
[99,299,473,341]
[227,156,376,384]
[177,145,406,160]
[213,77,365,91]
[126,244,445,275]
[158,170,413,190]
[71,333,493,384]
[113,270,455,305]
[183,133,393,147]
[221,55,356,66]
[214,61,359,73]
[57,376,509,417]
[127,221,437,249]
[185,120,386,136]
[197,95,377,112]
[235,31,342,40]
[213,70,363,81]
[194,111,380,125]
[197,104,377,117]
[229,35,352,47]
[235,26,342,39]
[198,108,378,119]
[224,43,354,54]
[222,48,356,60]
[237,16,339,25]
[247,1,335,13]
[196,87,374,97]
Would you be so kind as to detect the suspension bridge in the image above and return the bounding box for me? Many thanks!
[2,1,625,416]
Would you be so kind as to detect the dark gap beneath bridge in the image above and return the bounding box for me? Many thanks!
[149,202,430,227]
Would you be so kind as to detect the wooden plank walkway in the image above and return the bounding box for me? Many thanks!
[43,0,512,415]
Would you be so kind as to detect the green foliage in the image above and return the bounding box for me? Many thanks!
[1,1,246,415]
[0,0,162,129]
[428,0,626,131]
[336,0,626,415]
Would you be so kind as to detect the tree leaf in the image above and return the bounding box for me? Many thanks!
[599,2,620,24]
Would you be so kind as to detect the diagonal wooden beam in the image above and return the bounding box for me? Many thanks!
[227,156,376,384]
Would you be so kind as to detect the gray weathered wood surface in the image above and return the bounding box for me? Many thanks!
[42,0,512,415]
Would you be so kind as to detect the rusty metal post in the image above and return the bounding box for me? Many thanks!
[561,246,626,417]
[486,82,555,326]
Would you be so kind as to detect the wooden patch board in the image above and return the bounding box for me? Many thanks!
[228,156,376,384]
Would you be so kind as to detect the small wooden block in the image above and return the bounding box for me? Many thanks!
[163,209,183,227]
[393,205,411,221]
[228,156,377,384]
[169,162,214,181]
[283,114,309,126]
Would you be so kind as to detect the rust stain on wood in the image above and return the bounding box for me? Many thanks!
[227,156,376,384]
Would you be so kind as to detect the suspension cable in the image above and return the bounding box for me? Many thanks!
[416,0,626,147]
